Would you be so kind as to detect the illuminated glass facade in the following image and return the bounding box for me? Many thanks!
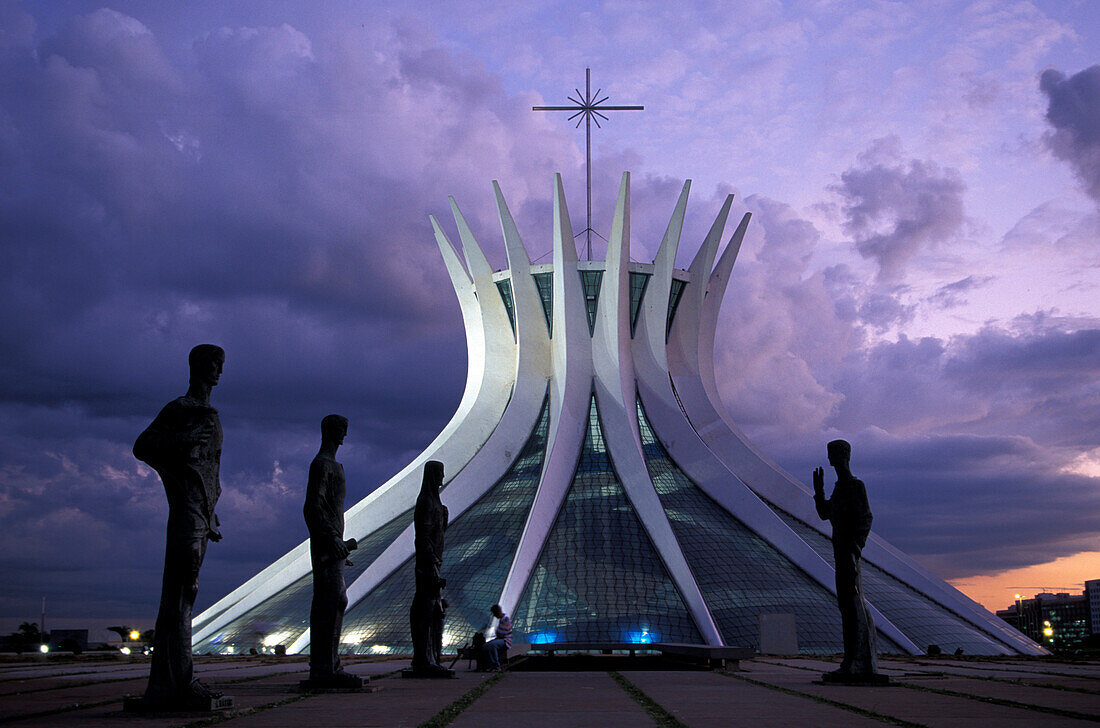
[194,507,413,655]
[513,395,703,645]
[637,398,847,652]
[774,510,1016,654]
[339,390,551,654]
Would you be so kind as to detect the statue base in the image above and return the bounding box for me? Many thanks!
[123,694,235,713]
[818,670,891,686]
[401,666,456,679]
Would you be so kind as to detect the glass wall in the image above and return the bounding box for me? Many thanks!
[194,507,412,655]
[636,397,852,653]
[339,390,551,654]
[512,395,703,645]
[774,509,1014,654]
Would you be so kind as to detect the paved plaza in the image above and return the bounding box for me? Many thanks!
[0,654,1097,727]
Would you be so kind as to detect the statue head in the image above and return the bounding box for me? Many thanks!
[422,460,444,496]
[321,414,348,447]
[188,344,225,388]
[827,439,852,467]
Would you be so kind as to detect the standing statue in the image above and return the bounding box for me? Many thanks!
[129,345,233,711]
[302,414,362,690]
[405,460,454,678]
[814,439,887,685]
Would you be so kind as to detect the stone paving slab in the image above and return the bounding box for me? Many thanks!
[450,672,656,728]
[744,661,1097,727]
[0,658,401,697]
[624,670,886,727]
[895,675,1100,716]
[903,659,1100,679]
[763,656,917,677]
[226,670,491,728]
[0,660,402,724]
[8,671,300,727]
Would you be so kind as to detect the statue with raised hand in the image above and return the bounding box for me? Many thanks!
[303,414,362,690]
[814,439,886,684]
[405,460,453,678]
[130,344,232,711]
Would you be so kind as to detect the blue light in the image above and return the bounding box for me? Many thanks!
[528,631,559,644]
[624,629,657,644]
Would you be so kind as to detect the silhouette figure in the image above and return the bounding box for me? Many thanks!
[406,461,453,678]
[132,345,230,709]
[814,439,886,684]
[304,414,362,689]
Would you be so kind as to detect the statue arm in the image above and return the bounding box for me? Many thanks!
[812,467,831,521]
[133,404,188,467]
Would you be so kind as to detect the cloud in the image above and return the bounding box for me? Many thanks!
[832,136,966,281]
[926,275,994,310]
[755,313,1100,578]
[1040,65,1100,206]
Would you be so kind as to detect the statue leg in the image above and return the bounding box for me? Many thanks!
[146,530,206,703]
[850,561,878,675]
[833,542,859,673]
[409,589,431,670]
[332,562,347,674]
[309,557,341,679]
[431,600,444,665]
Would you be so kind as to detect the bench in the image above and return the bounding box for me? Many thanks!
[527,642,754,669]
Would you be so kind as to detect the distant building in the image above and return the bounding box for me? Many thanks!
[1086,579,1100,635]
[999,589,1093,651]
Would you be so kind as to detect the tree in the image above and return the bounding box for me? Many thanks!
[107,625,133,642]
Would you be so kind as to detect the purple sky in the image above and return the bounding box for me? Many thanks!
[1,0,1097,629]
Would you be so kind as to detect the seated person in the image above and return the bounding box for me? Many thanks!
[483,604,513,671]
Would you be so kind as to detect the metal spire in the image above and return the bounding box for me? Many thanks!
[533,68,643,260]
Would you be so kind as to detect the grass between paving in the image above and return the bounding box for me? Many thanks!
[894,680,1100,723]
[416,670,506,728]
[902,667,1100,696]
[721,671,927,728]
[608,671,690,728]
[178,694,315,728]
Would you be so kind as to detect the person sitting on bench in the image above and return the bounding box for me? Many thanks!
[484,604,512,671]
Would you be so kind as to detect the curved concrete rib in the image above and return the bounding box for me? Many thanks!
[497,173,592,615]
[493,180,551,388]
[592,173,723,645]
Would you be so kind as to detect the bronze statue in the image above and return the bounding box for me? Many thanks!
[303,414,362,690]
[814,439,886,684]
[405,461,453,678]
[131,345,232,710]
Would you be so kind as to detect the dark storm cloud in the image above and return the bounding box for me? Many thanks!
[772,313,1100,576]
[831,136,966,281]
[1040,65,1100,205]
[0,3,582,619]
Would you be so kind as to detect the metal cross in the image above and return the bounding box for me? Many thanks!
[534,68,643,259]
